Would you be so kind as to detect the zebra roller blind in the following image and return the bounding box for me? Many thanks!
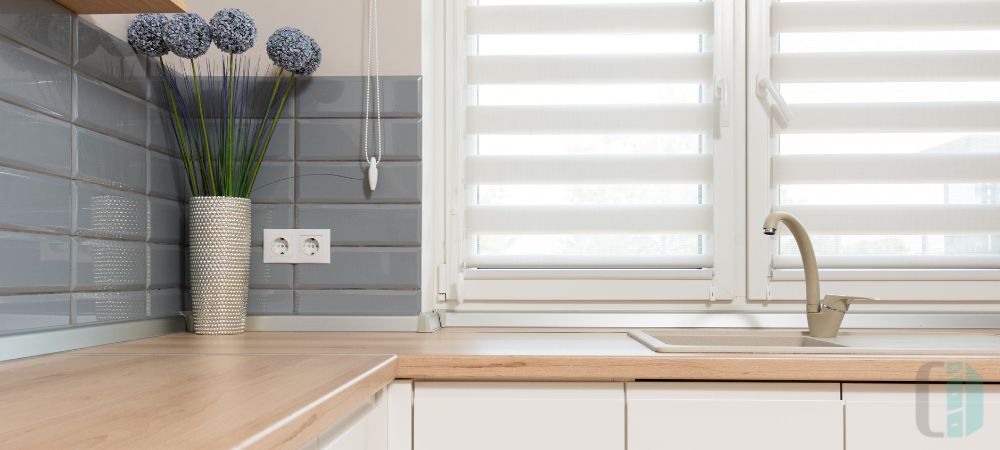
[767,0,1000,271]
[462,0,722,270]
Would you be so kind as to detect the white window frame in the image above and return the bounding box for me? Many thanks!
[745,0,1000,309]
[429,0,1000,319]
[432,0,743,310]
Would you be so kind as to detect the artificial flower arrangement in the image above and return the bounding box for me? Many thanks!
[127,10,321,198]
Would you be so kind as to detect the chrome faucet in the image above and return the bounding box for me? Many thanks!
[763,212,877,338]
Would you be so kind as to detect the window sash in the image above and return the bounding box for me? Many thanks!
[443,0,739,302]
[748,0,1000,301]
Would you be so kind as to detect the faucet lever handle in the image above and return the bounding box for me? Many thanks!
[821,294,879,313]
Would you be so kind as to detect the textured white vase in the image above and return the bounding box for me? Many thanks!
[188,196,252,335]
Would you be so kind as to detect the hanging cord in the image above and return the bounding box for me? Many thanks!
[363,0,383,164]
[249,173,363,194]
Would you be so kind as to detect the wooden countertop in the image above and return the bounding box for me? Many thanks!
[6,328,1000,448]
[0,354,396,450]
[73,329,1000,382]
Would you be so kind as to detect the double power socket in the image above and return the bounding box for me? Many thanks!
[262,229,331,264]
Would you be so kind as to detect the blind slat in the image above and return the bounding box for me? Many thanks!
[776,102,1000,134]
[468,54,714,85]
[772,51,1000,83]
[466,205,712,234]
[771,0,1000,33]
[468,104,714,135]
[467,154,713,185]
[467,254,714,269]
[773,153,1000,184]
[467,3,714,35]
[773,255,1000,270]
[773,205,1000,235]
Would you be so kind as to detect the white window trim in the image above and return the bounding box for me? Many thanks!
[431,0,743,308]
[744,0,1000,305]
[427,0,1000,317]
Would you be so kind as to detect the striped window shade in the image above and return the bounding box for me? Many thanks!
[768,0,1000,271]
[463,0,720,270]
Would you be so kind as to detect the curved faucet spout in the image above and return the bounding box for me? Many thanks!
[763,212,820,314]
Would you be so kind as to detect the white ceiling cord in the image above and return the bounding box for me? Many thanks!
[363,0,383,190]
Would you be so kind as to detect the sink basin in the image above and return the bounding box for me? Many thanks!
[629,329,1000,355]
[642,334,845,349]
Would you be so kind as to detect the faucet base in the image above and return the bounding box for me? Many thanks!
[807,309,846,338]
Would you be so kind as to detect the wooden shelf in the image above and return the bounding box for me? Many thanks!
[54,0,186,14]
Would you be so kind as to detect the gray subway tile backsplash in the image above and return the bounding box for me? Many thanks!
[73,126,146,193]
[296,76,421,118]
[73,17,146,98]
[147,151,188,200]
[148,197,184,244]
[251,203,294,246]
[148,288,183,318]
[0,34,72,118]
[72,181,147,241]
[147,244,183,289]
[72,290,146,324]
[248,289,294,315]
[0,100,72,176]
[263,119,294,160]
[297,204,421,246]
[0,0,73,64]
[0,0,424,335]
[0,231,70,294]
[248,161,294,203]
[295,290,420,315]
[249,247,294,289]
[73,73,146,145]
[0,293,70,333]
[71,237,146,291]
[295,247,421,289]
[296,162,421,203]
[296,118,421,161]
[146,104,180,156]
[0,166,71,233]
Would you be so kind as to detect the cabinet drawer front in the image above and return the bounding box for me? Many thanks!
[414,382,624,450]
[628,399,844,450]
[845,382,1000,450]
[846,401,1000,450]
[627,382,842,450]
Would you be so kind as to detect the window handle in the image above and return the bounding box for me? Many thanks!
[715,73,730,128]
[756,74,795,122]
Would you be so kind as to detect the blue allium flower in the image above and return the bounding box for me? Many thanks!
[127,13,170,57]
[292,37,321,76]
[266,27,314,73]
[164,13,211,59]
[210,8,256,54]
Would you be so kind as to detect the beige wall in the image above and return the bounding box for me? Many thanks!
[81,0,421,76]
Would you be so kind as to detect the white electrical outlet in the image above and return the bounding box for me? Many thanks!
[262,229,331,264]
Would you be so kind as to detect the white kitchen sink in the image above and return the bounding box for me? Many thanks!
[629,329,1000,355]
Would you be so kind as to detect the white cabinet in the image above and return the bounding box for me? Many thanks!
[299,380,414,450]
[844,383,1000,450]
[627,382,844,450]
[413,381,625,450]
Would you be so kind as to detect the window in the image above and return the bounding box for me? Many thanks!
[442,0,738,304]
[436,0,1000,313]
[748,0,1000,305]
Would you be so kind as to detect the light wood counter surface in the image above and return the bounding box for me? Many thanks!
[72,329,1000,382]
[0,354,396,450]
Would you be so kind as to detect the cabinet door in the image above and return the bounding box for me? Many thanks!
[844,383,1000,450]
[627,382,843,450]
[414,381,625,450]
[316,388,388,450]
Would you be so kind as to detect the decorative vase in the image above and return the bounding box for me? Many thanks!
[188,196,252,335]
